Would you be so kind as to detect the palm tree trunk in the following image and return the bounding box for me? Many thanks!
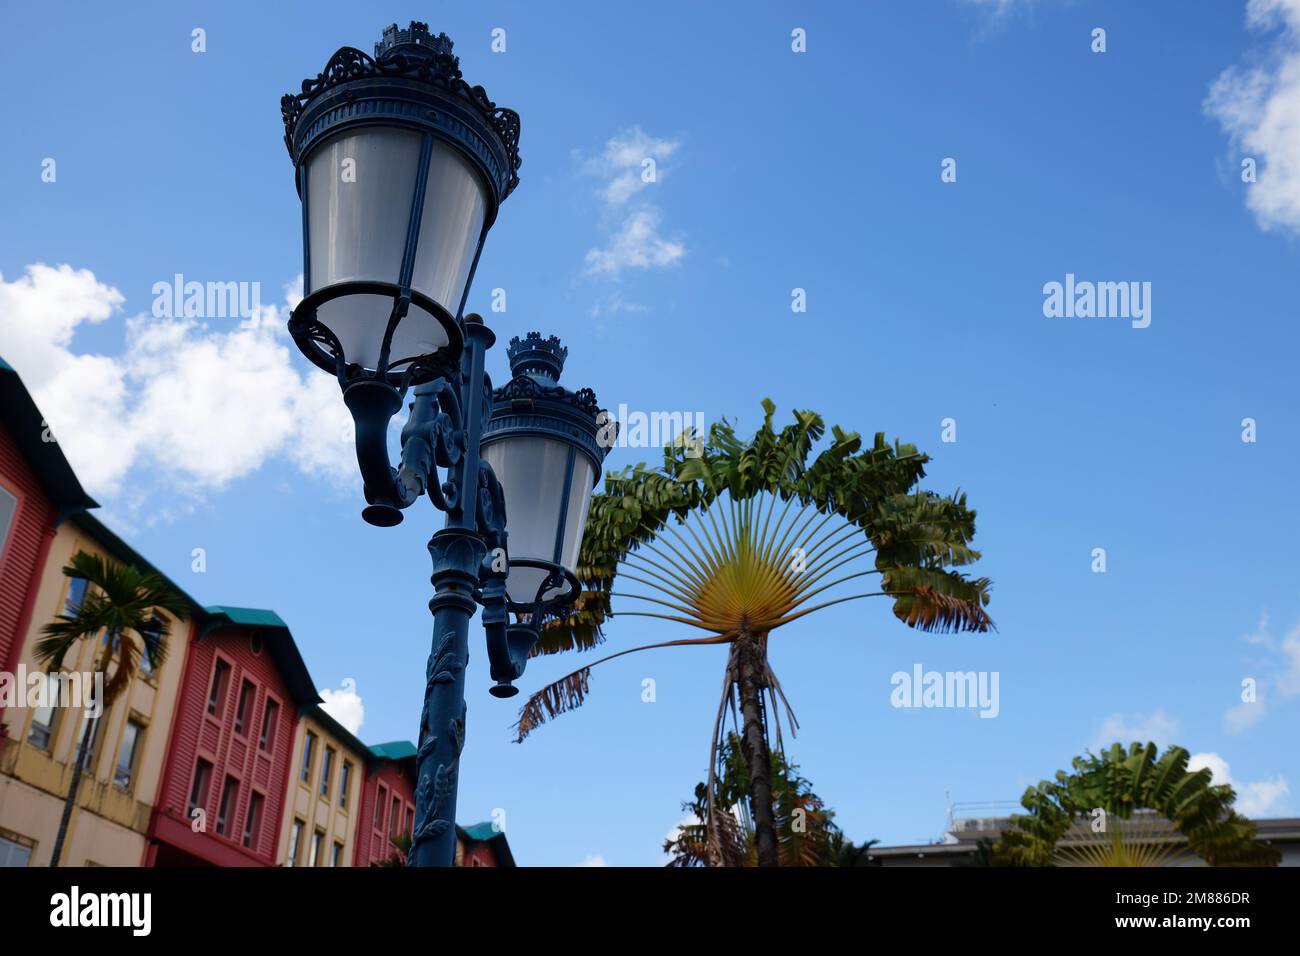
[736,625,779,867]
[50,647,105,868]
[49,712,95,867]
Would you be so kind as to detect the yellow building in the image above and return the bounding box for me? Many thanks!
[0,513,198,867]
[277,704,366,866]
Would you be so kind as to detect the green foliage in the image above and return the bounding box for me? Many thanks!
[519,401,993,739]
[663,733,876,867]
[993,743,1280,867]
[373,831,413,867]
[38,551,188,707]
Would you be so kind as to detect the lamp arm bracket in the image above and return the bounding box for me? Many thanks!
[344,371,467,526]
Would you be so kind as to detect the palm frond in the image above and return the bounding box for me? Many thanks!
[881,566,995,633]
[514,633,734,741]
[515,668,591,742]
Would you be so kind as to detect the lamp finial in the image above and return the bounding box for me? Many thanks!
[507,332,567,382]
[375,22,457,65]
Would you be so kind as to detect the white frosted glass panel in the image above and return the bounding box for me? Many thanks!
[411,141,488,315]
[387,301,450,368]
[307,128,420,290]
[313,296,451,373]
[306,128,422,371]
[558,456,596,578]
[483,436,573,604]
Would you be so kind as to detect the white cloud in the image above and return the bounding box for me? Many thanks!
[1188,751,1290,817]
[588,291,649,319]
[319,678,365,735]
[1206,0,1300,234]
[582,126,679,207]
[0,264,356,503]
[1223,612,1300,732]
[1238,776,1292,816]
[1189,751,1232,784]
[576,854,607,867]
[1092,710,1181,751]
[1224,698,1265,733]
[585,209,685,277]
[962,0,1026,12]
[580,127,685,279]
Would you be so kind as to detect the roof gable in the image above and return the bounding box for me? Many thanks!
[200,605,320,709]
[0,356,97,520]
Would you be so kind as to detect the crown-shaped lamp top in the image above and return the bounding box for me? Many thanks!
[507,333,567,382]
[375,22,457,63]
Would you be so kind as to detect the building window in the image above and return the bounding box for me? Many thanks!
[64,576,89,615]
[339,761,352,809]
[207,659,231,717]
[288,819,304,867]
[310,829,325,867]
[389,795,400,837]
[320,746,335,798]
[216,776,238,836]
[0,488,16,561]
[234,679,254,735]
[243,792,263,850]
[188,759,213,815]
[259,698,279,751]
[332,841,344,867]
[405,807,414,838]
[0,834,33,868]
[114,719,144,790]
[76,716,101,772]
[138,616,163,679]
[26,697,57,754]
[375,785,388,830]
[300,731,317,783]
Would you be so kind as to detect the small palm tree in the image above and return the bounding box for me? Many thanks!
[373,831,413,867]
[37,551,186,867]
[517,401,992,866]
[992,743,1281,867]
[665,732,855,867]
[829,831,881,867]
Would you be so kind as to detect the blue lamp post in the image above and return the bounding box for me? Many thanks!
[281,23,612,867]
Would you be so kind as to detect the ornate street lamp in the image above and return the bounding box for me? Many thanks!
[479,333,607,697]
[281,23,612,867]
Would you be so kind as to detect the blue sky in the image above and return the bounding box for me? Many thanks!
[2,0,1299,866]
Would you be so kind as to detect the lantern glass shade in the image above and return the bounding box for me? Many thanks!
[304,127,488,373]
[482,435,596,605]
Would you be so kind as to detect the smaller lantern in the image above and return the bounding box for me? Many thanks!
[480,334,611,607]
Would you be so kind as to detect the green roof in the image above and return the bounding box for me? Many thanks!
[368,740,417,783]
[203,605,290,630]
[369,740,417,760]
[457,822,516,866]
[460,821,501,843]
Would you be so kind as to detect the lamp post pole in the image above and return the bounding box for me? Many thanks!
[412,320,492,868]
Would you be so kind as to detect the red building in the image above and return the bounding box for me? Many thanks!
[0,358,97,737]
[144,607,320,866]
[347,743,516,867]
[456,822,515,867]
[352,741,417,867]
